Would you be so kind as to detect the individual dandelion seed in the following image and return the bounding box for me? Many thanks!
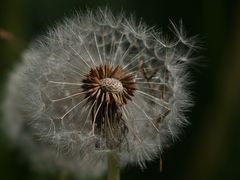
[2,8,197,179]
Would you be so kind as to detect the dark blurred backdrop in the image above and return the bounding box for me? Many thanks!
[0,0,240,180]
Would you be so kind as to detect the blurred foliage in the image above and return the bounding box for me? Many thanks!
[0,0,240,179]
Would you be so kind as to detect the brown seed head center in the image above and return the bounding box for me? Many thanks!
[81,65,136,147]
[100,78,123,93]
[82,65,136,107]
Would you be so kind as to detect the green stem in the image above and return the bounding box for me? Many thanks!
[108,152,120,180]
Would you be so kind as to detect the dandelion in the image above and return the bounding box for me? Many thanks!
[2,8,196,179]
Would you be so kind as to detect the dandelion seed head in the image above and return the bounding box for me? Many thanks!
[2,7,197,175]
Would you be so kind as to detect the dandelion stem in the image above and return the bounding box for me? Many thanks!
[108,152,120,180]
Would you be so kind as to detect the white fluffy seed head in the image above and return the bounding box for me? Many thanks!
[2,8,197,176]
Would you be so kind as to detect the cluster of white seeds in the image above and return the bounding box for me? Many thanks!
[2,8,196,178]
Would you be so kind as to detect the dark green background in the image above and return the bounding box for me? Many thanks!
[0,0,240,179]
